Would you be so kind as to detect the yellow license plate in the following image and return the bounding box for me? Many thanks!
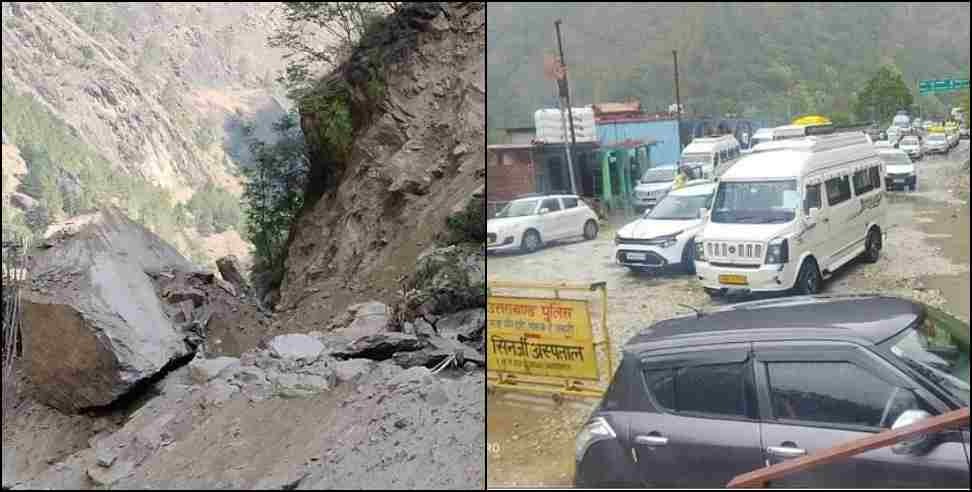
[719,274,749,286]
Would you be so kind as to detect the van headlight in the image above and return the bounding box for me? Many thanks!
[575,417,617,463]
[696,241,706,261]
[765,238,790,265]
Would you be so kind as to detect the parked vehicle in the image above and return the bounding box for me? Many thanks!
[749,127,775,148]
[892,113,911,132]
[961,126,969,139]
[615,181,716,274]
[898,135,923,161]
[886,126,899,144]
[632,165,678,211]
[873,140,894,150]
[877,148,917,192]
[924,133,949,155]
[680,135,741,179]
[487,193,600,254]
[944,126,960,149]
[695,132,887,298]
[574,295,971,488]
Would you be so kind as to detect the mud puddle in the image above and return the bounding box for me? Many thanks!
[915,199,970,322]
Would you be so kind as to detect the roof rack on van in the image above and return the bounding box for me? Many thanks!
[513,191,575,199]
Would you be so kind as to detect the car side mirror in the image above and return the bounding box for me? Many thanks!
[891,410,938,456]
[698,208,709,220]
[539,208,550,215]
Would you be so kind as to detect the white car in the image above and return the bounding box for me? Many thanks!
[877,148,916,192]
[487,194,600,254]
[898,136,923,161]
[632,165,678,211]
[614,181,716,273]
[924,133,949,154]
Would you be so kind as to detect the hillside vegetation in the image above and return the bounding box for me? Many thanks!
[1,2,293,266]
[487,2,970,136]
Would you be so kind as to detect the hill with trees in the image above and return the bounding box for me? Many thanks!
[487,2,970,139]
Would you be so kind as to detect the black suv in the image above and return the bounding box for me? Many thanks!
[575,295,970,488]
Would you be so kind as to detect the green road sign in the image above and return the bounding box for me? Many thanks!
[919,78,969,94]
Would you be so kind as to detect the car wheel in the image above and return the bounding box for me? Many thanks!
[863,228,882,263]
[795,259,823,295]
[583,220,599,240]
[521,230,542,254]
[681,239,696,275]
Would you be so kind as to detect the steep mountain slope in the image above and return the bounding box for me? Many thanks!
[1,2,296,265]
[276,2,486,328]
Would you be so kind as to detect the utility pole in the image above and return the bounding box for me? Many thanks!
[557,92,578,195]
[673,50,683,149]
[554,20,577,149]
[554,19,578,195]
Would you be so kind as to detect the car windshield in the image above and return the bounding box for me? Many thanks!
[647,193,713,220]
[878,153,912,165]
[901,137,919,145]
[681,153,711,165]
[711,180,798,224]
[495,200,538,218]
[928,134,946,142]
[641,167,677,183]
[888,310,970,406]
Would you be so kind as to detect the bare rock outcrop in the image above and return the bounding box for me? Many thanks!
[278,2,485,330]
[21,209,195,412]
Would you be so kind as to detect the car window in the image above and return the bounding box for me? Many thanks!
[766,361,905,428]
[540,198,561,212]
[644,362,756,419]
[853,167,879,195]
[804,184,822,215]
[645,369,676,410]
[825,175,852,205]
[869,167,883,191]
[562,197,579,209]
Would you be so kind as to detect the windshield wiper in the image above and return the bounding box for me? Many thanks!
[899,355,969,400]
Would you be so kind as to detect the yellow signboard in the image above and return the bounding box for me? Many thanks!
[487,296,599,381]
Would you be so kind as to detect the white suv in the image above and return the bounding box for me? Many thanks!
[615,181,715,273]
[487,194,600,254]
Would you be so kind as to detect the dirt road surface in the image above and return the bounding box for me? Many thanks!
[485,141,970,488]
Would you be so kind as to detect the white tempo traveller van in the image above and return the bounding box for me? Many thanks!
[694,132,887,298]
[680,135,741,179]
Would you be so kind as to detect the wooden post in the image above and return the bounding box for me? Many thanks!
[727,407,971,488]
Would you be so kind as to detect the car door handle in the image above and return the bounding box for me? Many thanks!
[634,435,669,447]
[766,446,807,458]
[822,218,830,223]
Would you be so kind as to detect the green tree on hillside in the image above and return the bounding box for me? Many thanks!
[241,112,309,287]
[187,184,242,235]
[269,2,399,95]
[854,65,914,124]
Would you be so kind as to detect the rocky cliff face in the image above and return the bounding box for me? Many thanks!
[1,3,298,266]
[277,2,486,329]
[1,2,290,201]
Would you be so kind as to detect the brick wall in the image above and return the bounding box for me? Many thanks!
[487,148,536,203]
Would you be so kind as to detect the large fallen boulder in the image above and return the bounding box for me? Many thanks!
[21,209,195,412]
[216,255,250,295]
